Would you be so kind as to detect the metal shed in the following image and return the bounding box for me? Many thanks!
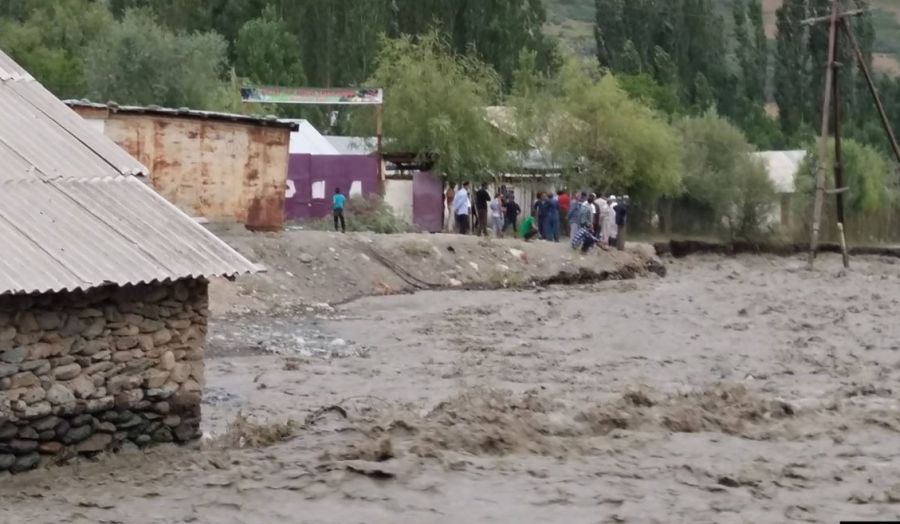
[66,101,298,231]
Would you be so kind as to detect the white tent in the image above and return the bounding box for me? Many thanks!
[282,119,340,155]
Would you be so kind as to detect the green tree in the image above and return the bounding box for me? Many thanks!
[733,0,767,104]
[508,49,560,148]
[594,0,626,69]
[748,0,768,102]
[774,0,810,138]
[679,114,776,240]
[552,59,684,202]
[352,31,506,182]
[0,0,113,98]
[84,9,228,109]
[651,46,678,87]
[235,6,305,86]
[619,40,643,75]
[692,72,715,112]
[618,73,682,116]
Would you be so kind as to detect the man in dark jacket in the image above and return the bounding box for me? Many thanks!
[615,195,629,250]
[474,182,491,236]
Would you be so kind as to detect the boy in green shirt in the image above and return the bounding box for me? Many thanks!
[519,215,538,241]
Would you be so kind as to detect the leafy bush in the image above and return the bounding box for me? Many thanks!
[679,114,776,241]
[301,195,413,234]
[795,139,893,214]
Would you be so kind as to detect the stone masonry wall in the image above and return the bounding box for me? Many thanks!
[0,278,208,473]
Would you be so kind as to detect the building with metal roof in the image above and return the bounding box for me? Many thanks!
[0,50,257,296]
[66,100,297,232]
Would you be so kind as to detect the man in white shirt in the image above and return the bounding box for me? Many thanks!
[452,181,471,234]
[595,194,610,243]
[606,195,619,247]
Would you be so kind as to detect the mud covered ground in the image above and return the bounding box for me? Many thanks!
[2,253,900,523]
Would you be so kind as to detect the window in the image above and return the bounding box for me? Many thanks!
[311,180,325,199]
[349,180,363,197]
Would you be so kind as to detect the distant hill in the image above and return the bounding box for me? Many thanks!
[544,0,900,75]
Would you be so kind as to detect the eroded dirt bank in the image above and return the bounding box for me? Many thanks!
[1,245,900,523]
[207,227,662,316]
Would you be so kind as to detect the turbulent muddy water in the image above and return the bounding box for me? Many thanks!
[2,254,900,523]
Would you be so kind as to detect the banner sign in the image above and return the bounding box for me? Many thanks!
[241,86,383,105]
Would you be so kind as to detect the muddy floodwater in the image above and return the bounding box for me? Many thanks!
[2,254,900,523]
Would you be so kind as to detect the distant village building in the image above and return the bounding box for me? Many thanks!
[65,101,298,231]
[0,52,256,472]
[753,150,807,227]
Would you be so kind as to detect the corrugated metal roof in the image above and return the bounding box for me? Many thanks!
[753,150,807,194]
[0,50,258,295]
[65,100,299,130]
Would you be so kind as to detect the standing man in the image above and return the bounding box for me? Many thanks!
[445,184,456,232]
[546,192,561,242]
[558,190,571,237]
[452,181,471,235]
[504,194,521,234]
[333,187,347,233]
[615,195,630,250]
[568,192,585,241]
[595,193,610,244]
[475,182,491,237]
[535,192,549,240]
[606,195,619,247]
[490,191,505,237]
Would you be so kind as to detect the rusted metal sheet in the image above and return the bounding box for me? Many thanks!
[77,110,291,230]
[0,50,258,296]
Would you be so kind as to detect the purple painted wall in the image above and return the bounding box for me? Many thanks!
[413,171,444,233]
[285,154,380,220]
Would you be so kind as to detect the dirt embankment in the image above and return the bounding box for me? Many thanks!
[208,226,663,317]
[654,239,900,259]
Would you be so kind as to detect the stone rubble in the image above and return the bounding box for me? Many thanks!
[0,279,208,472]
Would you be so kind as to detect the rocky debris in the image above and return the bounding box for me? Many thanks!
[0,279,207,473]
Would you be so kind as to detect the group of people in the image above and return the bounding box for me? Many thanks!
[449,182,522,237]
[566,192,629,253]
[446,182,630,253]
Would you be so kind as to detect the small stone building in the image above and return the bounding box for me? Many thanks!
[0,51,256,472]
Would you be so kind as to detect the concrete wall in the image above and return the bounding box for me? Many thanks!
[0,279,207,473]
[72,109,291,231]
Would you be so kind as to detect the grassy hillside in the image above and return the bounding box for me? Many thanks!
[545,0,900,75]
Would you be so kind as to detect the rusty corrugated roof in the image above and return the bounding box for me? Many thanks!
[0,50,258,295]
[65,100,299,130]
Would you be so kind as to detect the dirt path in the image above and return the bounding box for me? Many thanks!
[2,253,900,523]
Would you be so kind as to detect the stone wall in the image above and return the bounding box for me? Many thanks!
[0,278,208,473]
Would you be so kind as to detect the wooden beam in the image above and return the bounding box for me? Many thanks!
[841,20,900,166]
[801,8,864,26]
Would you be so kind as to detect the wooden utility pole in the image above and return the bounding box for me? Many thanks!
[831,40,849,269]
[808,0,845,269]
[376,103,385,195]
[805,2,900,270]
